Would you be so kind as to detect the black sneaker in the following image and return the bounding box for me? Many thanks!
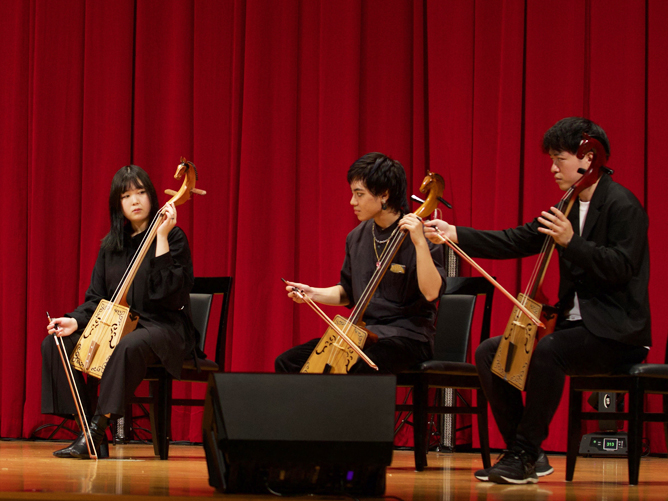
[535,451,553,477]
[475,450,551,481]
[474,466,492,482]
[487,448,538,484]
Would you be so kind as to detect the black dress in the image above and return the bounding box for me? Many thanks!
[41,226,196,418]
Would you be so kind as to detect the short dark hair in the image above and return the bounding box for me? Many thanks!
[101,165,160,252]
[542,117,610,159]
[346,152,409,213]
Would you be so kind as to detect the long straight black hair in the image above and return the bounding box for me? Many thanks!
[101,165,160,252]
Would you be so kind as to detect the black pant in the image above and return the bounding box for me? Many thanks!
[41,328,159,419]
[275,335,432,374]
[475,321,648,457]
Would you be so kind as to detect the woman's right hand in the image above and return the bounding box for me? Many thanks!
[423,219,458,244]
[285,281,314,304]
[47,317,78,337]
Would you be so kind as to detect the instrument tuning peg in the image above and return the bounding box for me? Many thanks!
[411,194,453,209]
[437,196,453,209]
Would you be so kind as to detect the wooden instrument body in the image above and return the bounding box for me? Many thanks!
[300,315,370,374]
[491,294,558,390]
[70,299,139,378]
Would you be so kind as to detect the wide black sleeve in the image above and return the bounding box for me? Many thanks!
[457,219,548,260]
[147,226,194,310]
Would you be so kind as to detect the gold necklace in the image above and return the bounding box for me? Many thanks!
[372,222,396,268]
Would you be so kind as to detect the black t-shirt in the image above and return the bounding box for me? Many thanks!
[338,218,447,347]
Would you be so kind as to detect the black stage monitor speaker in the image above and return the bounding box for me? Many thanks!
[202,373,396,496]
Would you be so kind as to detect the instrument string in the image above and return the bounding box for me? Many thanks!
[88,208,167,356]
[349,224,406,322]
[520,187,574,312]
[110,206,166,304]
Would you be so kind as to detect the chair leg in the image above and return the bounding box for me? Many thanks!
[476,388,491,469]
[149,375,173,460]
[627,381,643,486]
[116,404,133,443]
[412,381,429,472]
[566,385,582,481]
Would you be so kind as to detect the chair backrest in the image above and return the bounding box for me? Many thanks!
[433,294,476,362]
[433,276,495,363]
[190,293,214,353]
[191,277,234,365]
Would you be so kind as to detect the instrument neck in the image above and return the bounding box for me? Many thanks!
[528,188,578,298]
[111,208,165,307]
[349,220,408,325]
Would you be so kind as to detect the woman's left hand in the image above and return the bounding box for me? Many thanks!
[157,202,177,239]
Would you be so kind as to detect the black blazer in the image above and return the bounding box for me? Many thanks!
[457,174,650,347]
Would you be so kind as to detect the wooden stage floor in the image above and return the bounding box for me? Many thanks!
[0,440,667,500]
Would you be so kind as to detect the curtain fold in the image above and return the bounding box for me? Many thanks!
[0,0,31,439]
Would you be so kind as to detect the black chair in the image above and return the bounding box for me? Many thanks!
[396,276,494,471]
[566,335,668,485]
[128,276,233,459]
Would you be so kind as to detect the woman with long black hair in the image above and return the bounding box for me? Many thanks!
[41,164,196,459]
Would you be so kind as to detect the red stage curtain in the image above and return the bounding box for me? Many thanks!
[1,0,666,454]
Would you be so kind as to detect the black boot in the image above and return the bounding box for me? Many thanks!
[53,431,109,459]
[55,415,110,459]
[52,415,85,458]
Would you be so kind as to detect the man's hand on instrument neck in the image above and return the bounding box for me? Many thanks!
[398,214,443,302]
[537,206,574,247]
[398,213,427,246]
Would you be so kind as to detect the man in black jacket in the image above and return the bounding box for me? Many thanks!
[425,117,650,484]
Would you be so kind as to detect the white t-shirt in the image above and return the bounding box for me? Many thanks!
[565,200,590,321]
